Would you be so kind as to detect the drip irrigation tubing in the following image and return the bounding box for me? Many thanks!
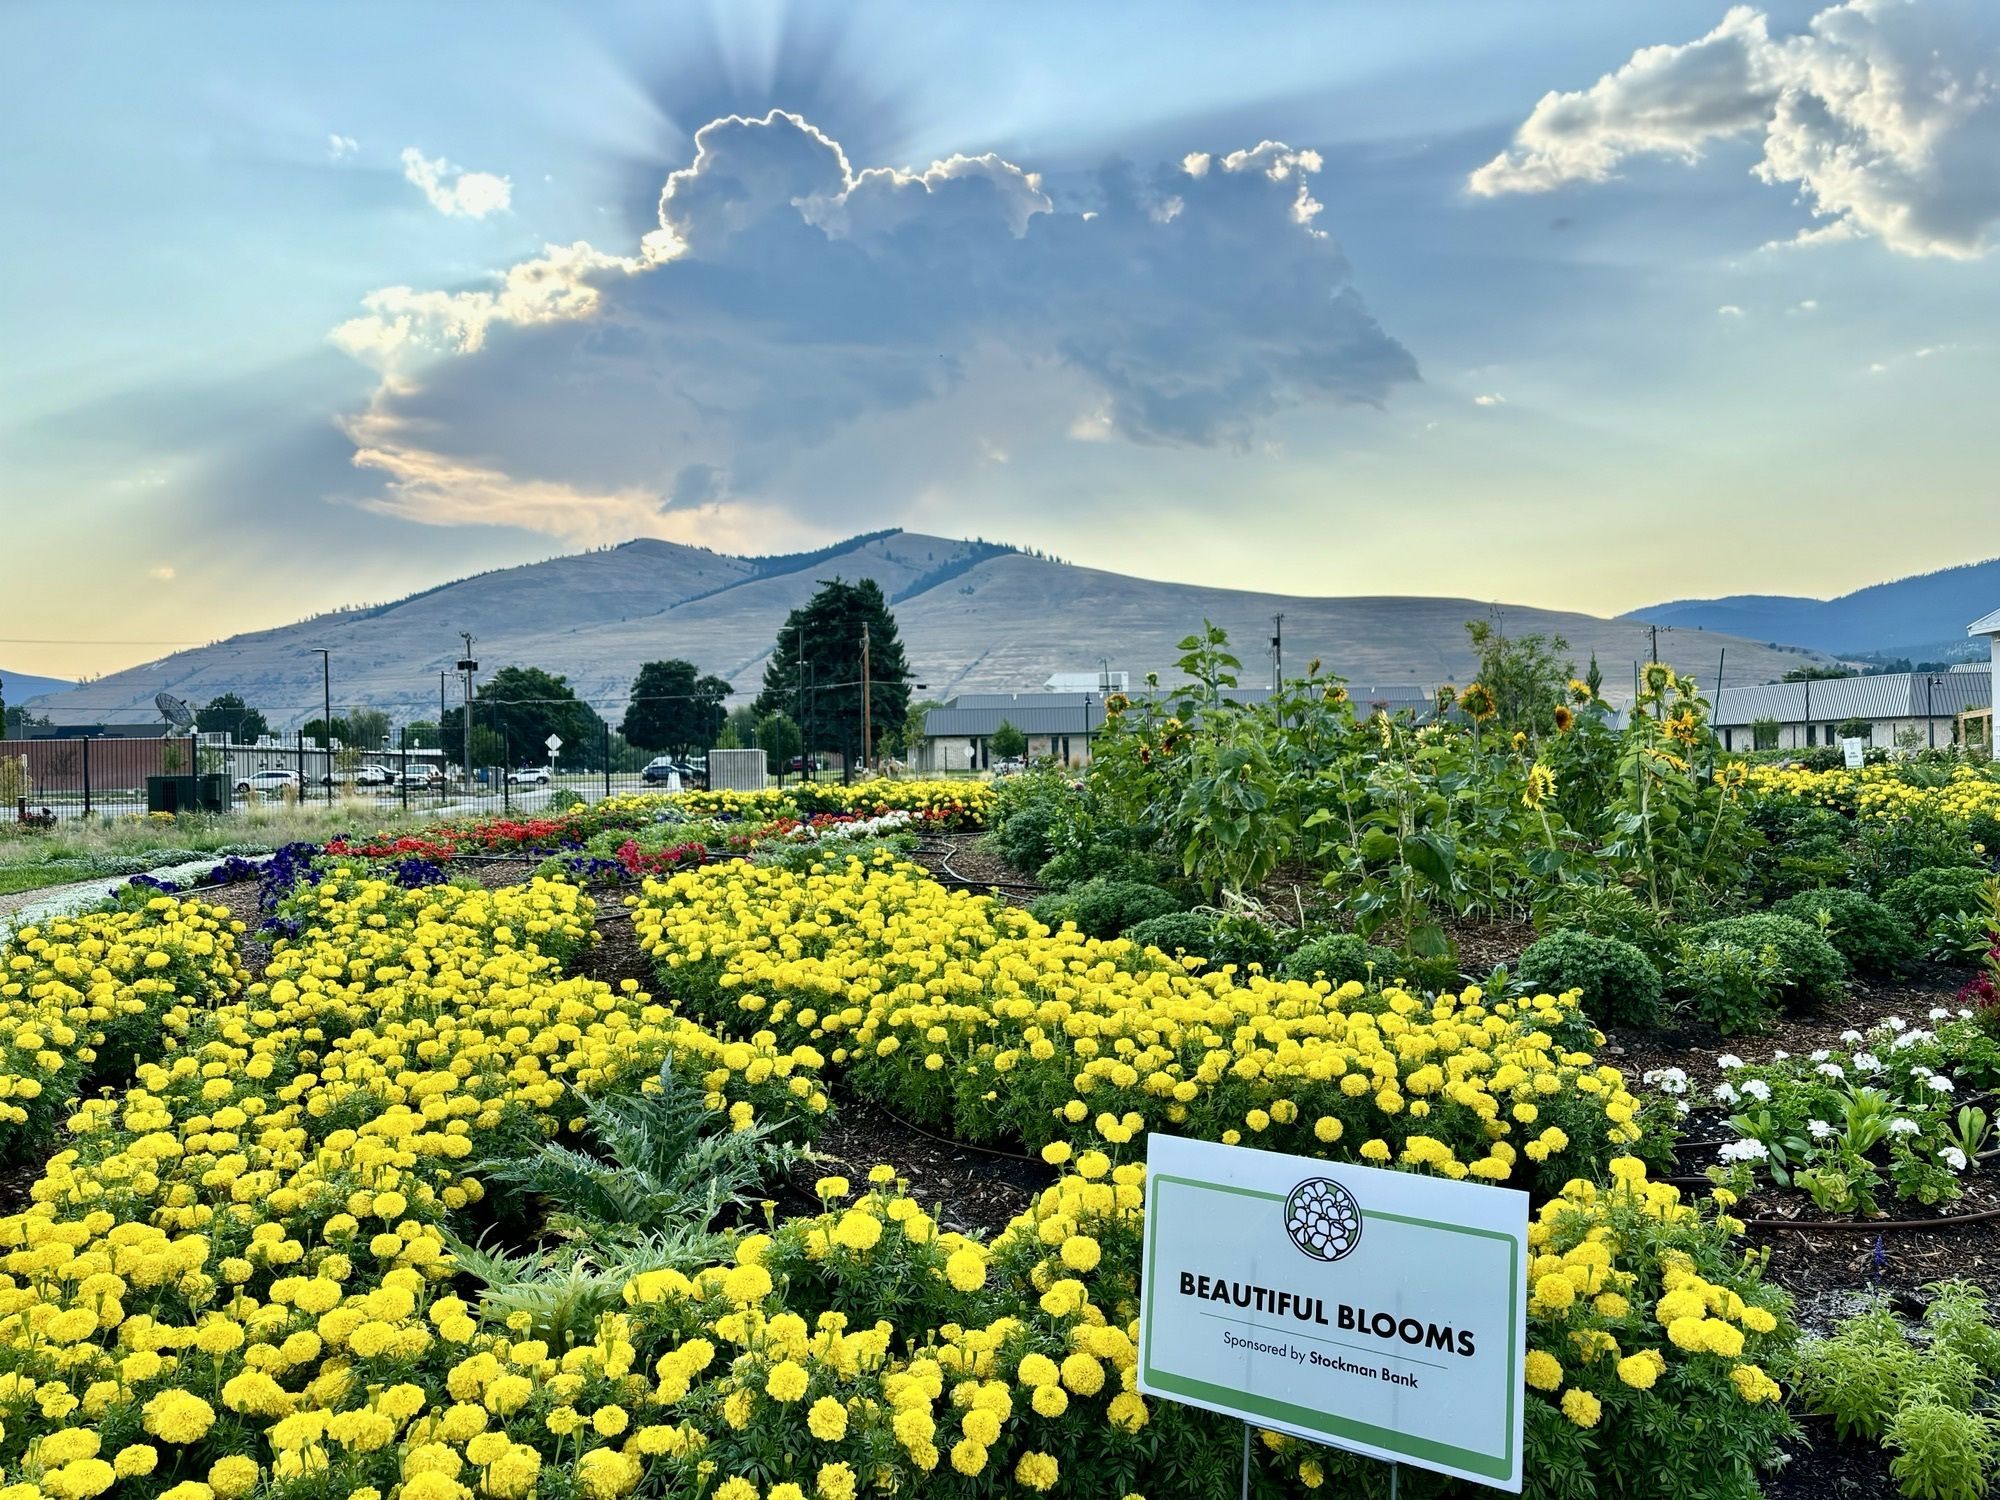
[864,1100,1048,1166]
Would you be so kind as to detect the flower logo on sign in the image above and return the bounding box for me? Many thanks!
[1285,1178,1363,1263]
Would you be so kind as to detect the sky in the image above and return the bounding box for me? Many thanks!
[4,0,1999,681]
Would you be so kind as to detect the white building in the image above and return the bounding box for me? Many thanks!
[1709,666,1990,753]
[1970,607,2000,758]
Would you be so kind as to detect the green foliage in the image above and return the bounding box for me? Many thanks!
[546,787,583,812]
[984,767,1077,874]
[196,692,269,742]
[1122,910,1299,975]
[1515,929,1663,1029]
[1858,809,1985,894]
[1533,883,1676,964]
[754,712,803,779]
[1798,1285,2000,1500]
[1772,888,1916,973]
[1885,866,1995,940]
[1278,932,1402,987]
[1685,913,1846,1010]
[1028,877,1181,939]
[621,659,731,754]
[989,719,1029,760]
[442,665,611,770]
[1752,715,1780,751]
[1666,938,1787,1034]
[1463,616,1574,735]
[753,577,912,766]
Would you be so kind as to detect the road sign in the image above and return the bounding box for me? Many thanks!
[545,734,563,753]
[1139,1134,1527,1492]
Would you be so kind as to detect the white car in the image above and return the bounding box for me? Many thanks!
[352,764,395,787]
[506,766,553,786]
[399,764,444,789]
[235,769,300,795]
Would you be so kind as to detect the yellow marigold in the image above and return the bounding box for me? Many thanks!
[1524,1350,1563,1392]
[1560,1389,1601,1428]
[1014,1452,1061,1491]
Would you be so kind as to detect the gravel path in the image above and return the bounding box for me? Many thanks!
[0,858,232,940]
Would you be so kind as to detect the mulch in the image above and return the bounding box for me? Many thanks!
[802,1098,1054,1238]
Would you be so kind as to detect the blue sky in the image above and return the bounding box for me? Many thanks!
[4,0,1998,680]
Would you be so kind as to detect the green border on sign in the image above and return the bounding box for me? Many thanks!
[1140,1173,1520,1481]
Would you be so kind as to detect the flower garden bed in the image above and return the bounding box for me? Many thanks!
[2,751,2000,1500]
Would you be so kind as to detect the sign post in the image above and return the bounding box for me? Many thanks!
[1139,1134,1528,1493]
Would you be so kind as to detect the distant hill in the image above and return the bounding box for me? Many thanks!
[2,669,73,708]
[1627,556,2000,658]
[25,530,1833,729]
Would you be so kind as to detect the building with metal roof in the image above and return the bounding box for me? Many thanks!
[1708,667,1990,753]
[1969,609,2000,759]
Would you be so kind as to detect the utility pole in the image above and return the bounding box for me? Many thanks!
[861,621,872,775]
[1928,673,1937,749]
[1804,676,1811,750]
[311,649,331,803]
[1272,613,1284,690]
[458,632,478,793]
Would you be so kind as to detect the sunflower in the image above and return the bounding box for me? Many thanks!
[1460,683,1498,722]
[1566,678,1594,704]
[1553,704,1575,733]
[1103,692,1130,716]
[1323,685,1350,706]
[1642,662,1674,696]
[1435,684,1458,714]
[1511,730,1529,752]
[1522,763,1558,808]
[1666,708,1702,747]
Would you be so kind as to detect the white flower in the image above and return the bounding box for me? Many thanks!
[1854,1053,1882,1072]
[1719,1139,1770,1164]
[1840,1030,1864,1044]
[1714,1082,1741,1105]
[1675,1100,1691,1116]
[1893,1030,1930,1051]
[1888,1118,1922,1136]
[1808,1120,1834,1139]
[1771,1050,1790,1062]
[1809,1049,1831,1062]
[1930,1008,1951,1021]
[1960,1008,1975,1020]
[1643,1067,1690,1096]
[1942,1147,1969,1172]
[1886,1016,1907,1031]
[1717,1054,1745,1071]
[1742,1079,1773,1101]
[1929,1075,1956,1093]
[1815,1063,1846,1079]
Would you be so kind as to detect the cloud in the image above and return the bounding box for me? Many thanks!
[147,565,176,582]
[1473,392,1506,405]
[1470,1,2000,259]
[399,147,513,219]
[1717,304,1744,316]
[328,134,358,161]
[332,111,1417,543]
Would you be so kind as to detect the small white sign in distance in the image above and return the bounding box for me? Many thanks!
[545,734,563,753]
[1841,737,1865,769]
[1138,1133,1528,1492]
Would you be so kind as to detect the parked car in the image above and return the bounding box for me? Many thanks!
[506,766,553,786]
[399,764,444,789]
[352,764,395,787]
[785,755,823,774]
[234,769,300,795]
[642,757,707,788]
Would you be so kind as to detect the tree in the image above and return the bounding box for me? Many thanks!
[302,717,352,749]
[890,699,940,763]
[1836,716,1872,742]
[753,578,912,779]
[621,661,733,757]
[442,666,609,770]
[402,721,440,749]
[1752,716,1780,751]
[346,708,391,753]
[1584,653,1604,702]
[1464,618,1574,735]
[724,705,760,747]
[196,694,270,743]
[756,713,802,784]
[989,720,1028,761]
[1783,666,1857,683]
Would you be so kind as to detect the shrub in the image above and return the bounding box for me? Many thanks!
[1122,910,1298,974]
[983,767,1076,874]
[1685,913,1846,1010]
[1666,939,1787,1034]
[1884,866,1994,941]
[1278,931,1401,987]
[1516,929,1663,1029]
[1773,888,1917,973]
[1027,877,1181,939]
[1532,883,1676,964]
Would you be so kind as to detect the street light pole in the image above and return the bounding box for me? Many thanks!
[311,649,331,803]
[459,633,477,794]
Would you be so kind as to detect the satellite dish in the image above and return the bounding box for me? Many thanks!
[155,691,196,731]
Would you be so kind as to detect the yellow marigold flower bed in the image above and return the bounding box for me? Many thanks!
[0,896,243,1149]
[0,869,827,1500]
[596,778,992,828]
[1744,761,2000,834]
[632,854,1649,1193]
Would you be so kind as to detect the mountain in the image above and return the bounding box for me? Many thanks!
[1626,556,2000,658]
[24,530,1833,730]
[2,669,73,708]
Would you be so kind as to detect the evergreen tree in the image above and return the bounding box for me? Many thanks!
[753,579,912,779]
